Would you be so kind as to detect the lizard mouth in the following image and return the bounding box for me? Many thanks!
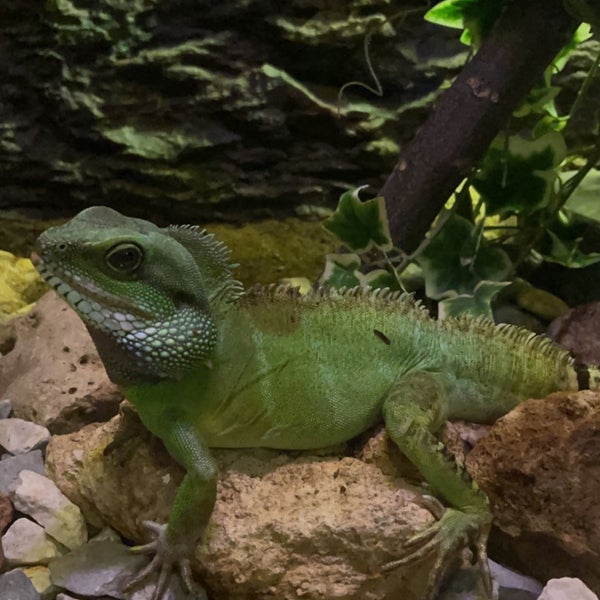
[33,251,151,332]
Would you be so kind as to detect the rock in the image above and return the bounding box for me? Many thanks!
[0,492,14,532]
[0,568,41,600]
[2,518,63,566]
[46,414,438,600]
[489,559,542,599]
[49,540,187,600]
[466,390,600,592]
[0,419,50,455]
[8,470,87,550]
[500,590,539,600]
[0,292,122,433]
[0,450,45,494]
[89,527,122,544]
[548,302,600,366]
[21,566,56,599]
[0,320,16,356]
[0,251,46,322]
[538,577,599,600]
[0,492,13,570]
[0,399,12,419]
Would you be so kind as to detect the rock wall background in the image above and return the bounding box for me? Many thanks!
[0,0,465,237]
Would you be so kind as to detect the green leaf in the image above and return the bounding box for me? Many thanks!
[438,280,510,320]
[425,0,467,29]
[513,85,561,119]
[324,187,393,252]
[550,23,592,73]
[357,269,401,291]
[320,253,362,288]
[425,0,504,46]
[473,132,567,217]
[543,230,600,268]
[562,168,600,222]
[417,214,512,299]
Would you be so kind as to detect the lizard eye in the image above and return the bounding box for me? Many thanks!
[106,243,143,272]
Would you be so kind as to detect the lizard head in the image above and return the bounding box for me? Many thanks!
[33,206,240,383]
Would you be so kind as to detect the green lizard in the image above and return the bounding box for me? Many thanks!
[33,206,600,600]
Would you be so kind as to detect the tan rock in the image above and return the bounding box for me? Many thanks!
[466,390,600,593]
[0,293,122,433]
[46,415,438,600]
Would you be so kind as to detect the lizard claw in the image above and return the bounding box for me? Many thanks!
[382,508,493,600]
[125,521,206,600]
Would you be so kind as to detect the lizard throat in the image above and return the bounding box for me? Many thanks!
[36,258,217,382]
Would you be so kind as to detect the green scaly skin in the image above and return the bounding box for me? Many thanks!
[34,206,600,600]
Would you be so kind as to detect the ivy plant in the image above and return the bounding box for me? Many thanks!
[321,1,600,321]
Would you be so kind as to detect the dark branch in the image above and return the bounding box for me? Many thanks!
[379,0,579,253]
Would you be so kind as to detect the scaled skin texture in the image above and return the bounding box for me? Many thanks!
[33,206,600,600]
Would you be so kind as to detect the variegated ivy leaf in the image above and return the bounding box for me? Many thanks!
[324,187,393,253]
[473,132,567,217]
[438,280,510,320]
[320,253,361,288]
[562,169,600,222]
[357,268,401,291]
[418,214,512,300]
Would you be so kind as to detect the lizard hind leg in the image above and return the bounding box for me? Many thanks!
[381,371,494,600]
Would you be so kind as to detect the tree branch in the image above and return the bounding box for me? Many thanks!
[379,0,579,253]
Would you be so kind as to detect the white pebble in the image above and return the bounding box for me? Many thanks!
[9,470,87,550]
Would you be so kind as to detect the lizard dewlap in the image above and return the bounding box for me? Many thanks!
[34,206,600,600]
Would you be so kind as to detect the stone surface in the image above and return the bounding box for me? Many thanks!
[0,399,13,419]
[49,540,148,599]
[21,566,55,599]
[0,0,467,242]
[0,293,122,433]
[9,470,87,550]
[538,577,599,600]
[490,560,542,597]
[0,568,41,600]
[0,419,50,455]
[0,491,14,531]
[548,302,600,366]
[2,518,63,566]
[0,251,46,322]
[50,540,190,600]
[0,450,45,494]
[46,415,437,600]
[466,390,600,593]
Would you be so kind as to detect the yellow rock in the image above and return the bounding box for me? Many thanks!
[0,251,47,322]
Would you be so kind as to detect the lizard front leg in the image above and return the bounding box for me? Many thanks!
[126,411,217,600]
[382,371,493,600]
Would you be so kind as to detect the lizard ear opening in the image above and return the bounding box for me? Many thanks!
[164,225,243,304]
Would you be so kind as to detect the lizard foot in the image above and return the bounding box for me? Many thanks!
[382,507,493,600]
[126,521,206,600]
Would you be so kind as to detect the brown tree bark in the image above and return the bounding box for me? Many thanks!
[380,0,579,254]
